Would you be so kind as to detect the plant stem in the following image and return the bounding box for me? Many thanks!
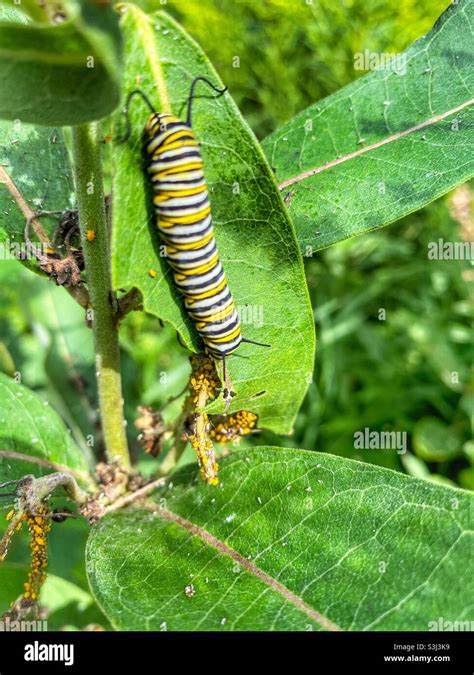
[72,124,131,470]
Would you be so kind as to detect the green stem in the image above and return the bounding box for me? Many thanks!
[72,123,130,470]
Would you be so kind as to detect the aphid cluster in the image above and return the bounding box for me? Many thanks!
[187,355,220,485]
[22,506,51,602]
[210,410,257,444]
[2,504,51,604]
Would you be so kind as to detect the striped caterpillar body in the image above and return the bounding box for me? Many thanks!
[121,79,269,393]
[144,111,242,361]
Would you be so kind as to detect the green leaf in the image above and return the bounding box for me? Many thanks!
[0,563,26,613]
[400,452,431,480]
[111,7,315,433]
[458,467,474,491]
[86,447,472,631]
[0,372,91,484]
[0,0,122,125]
[463,440,474,465]
[40,573,91,609]
[0,120,74,273]
[262,0,474,250]
[25,280,98,457]
[40,574,107,631]
[1,0,52,23]
[0,564,108,630]
[413,417,462,462]
[0,3,30,24]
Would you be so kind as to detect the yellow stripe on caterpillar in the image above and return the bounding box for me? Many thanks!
[157,129,196,146]
[188,277,228,301]
[173,254,220,278]
[196,305,235,327]
[154,186,207,200]
[156,206,211,225]
[154,161,204,177]
[206,326,241,344]
[161,231,215,251]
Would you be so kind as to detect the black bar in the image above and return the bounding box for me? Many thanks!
[0,631,470,672]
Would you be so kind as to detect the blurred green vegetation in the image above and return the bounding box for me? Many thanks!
[262,198,473,487]
[139,0,451,138]
[0,0,471,494]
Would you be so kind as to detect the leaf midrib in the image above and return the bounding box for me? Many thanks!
[278,98,474,190]
[143,502,342,631]
[126,4,171,114]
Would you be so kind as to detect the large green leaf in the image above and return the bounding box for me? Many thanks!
[86,447,472,631]
[24,279,98,456]
[0,372,91,484]
[111,7,315,433]
[0,120,74,273]
[0,0,122,125]
[0,263,96,453]
[262,0,474,250]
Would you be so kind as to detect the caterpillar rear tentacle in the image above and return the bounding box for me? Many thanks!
[221,353,237,412]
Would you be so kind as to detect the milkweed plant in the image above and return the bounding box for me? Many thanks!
[0,0,472,632]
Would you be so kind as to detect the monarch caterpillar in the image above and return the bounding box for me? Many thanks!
[121,77,269,397]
